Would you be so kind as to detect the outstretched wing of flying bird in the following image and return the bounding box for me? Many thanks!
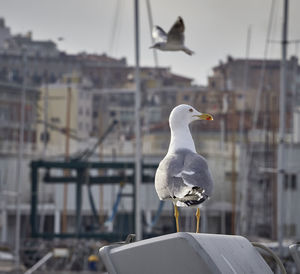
[167,16,185,45]
[152,26,167,43]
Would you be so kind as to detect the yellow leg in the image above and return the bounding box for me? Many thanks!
[196,208,201,233]
[174,204,180,232]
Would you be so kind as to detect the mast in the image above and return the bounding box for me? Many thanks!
[62,85,72,233]
[231,92,237,235]
[15,46,27,268]
[277,0,289,257]
[134,0,142,241]
[237,26,251,235]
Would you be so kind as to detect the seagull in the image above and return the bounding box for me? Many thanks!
[150,16,194,55]
[155,104,214,233]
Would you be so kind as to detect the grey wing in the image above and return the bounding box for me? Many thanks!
[167,16,185,44]
[152,26,167,42]
[181,153,214,196]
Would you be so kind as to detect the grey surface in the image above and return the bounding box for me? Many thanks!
[99,233,273,274]
[155,149,213,202]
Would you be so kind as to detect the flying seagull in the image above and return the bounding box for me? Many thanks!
[150,16,194,55]
[155,104,213,233]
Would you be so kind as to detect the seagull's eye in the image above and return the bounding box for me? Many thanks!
[189,108,193,112]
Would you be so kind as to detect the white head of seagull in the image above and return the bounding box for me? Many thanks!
[168,104,213,154]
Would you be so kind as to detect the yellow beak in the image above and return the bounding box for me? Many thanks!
[194,113,213,121]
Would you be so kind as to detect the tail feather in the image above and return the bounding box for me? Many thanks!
[184,195,208,207]
[183,47,194,56]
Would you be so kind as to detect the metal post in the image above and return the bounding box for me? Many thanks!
[98,113,104,225]
[134,0,142,241]
[237,26,251,235]
[43,74,49,154]
[277,0,288,257]
[39,75,49,233]
[1,169,8,242]
[220,95,227,234]
[15,47,27,267]
[1,173,7,242]
[201,206,207,233]
[76,169,83,236]
[62,86,72,233]
[54,209,61,234]
[231,93,237,235]
[30,162,39,237]
[239,26,251,144]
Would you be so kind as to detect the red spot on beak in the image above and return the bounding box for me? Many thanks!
[206,117,211,120]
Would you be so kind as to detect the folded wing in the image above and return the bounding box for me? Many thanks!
[181,152,214,196]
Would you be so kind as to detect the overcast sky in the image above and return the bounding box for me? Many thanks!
[1,0,300,85]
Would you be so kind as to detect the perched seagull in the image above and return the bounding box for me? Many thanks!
[155,104,214,233]
[150,16,194,55]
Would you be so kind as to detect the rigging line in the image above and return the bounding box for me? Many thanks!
[249,0,277,235]
[252,0,277,133]
[42,117,116,161]
[238,25,251,144]
[285,41,299,233]
[104,183,125,224]
[144,0,161,136]
[147,200,165,229]
[108,0,121,55]
[239,0,277,235]
[267,0,280,57]
[80,120,118,160]
[86,163,101,230]
[101,0,121,89]
[236,26,251,234]
[146,0,159,67]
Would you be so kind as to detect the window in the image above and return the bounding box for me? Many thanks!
[110,95,117,102]
[51,117,60,124]
[93,111,98,118]
[154,95,160,105]
[284,224,296,237]
[284,174,288,189]
[0,105,10,121]
[183,95,190,101]
[120,110,134,122]
[149,109,161,123]
[291,174,297,190]
[284,173,297,190]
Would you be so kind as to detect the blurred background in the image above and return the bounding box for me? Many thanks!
[0,0,300,273]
